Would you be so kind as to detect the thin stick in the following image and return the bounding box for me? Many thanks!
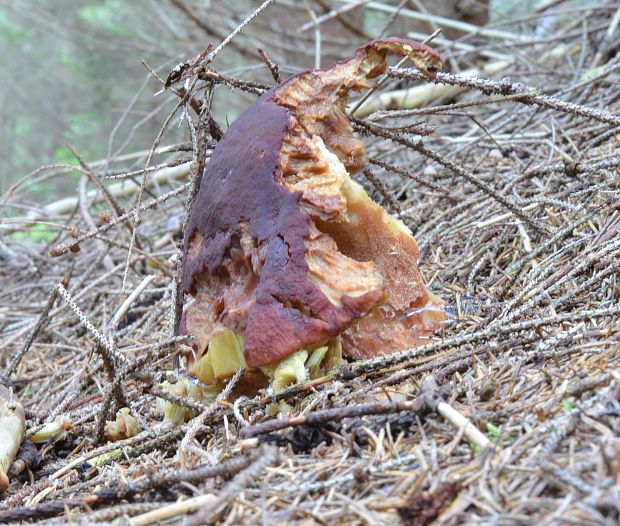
[48,182,190,257]
[127,494,217,526]
[392,68,620,126]
[3,281,61,377]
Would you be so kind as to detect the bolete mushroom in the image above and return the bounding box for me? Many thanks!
[180,38,445,387]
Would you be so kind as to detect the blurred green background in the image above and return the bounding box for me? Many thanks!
[0,0,193,196]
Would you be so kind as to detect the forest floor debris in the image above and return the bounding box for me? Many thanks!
[1,2,620,524]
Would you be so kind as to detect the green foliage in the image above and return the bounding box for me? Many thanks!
[66,112,101,142]
[486,422,501,438]
[486,422,516,445]
[562,399,575,413]
[580,65,606,82]
[490,0,536,23]
[54,147,78,165]
[54,147,81,179]
[14,116,31,136]
[59,47,84,73]
[0,9,34,42]
[78,1,135,37]
[10,223,57,243]
[29,182,54,194]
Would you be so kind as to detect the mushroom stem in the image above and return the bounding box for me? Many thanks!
[28,415,73,444]
[0,384,25,492]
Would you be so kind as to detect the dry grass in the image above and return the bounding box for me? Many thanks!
[1,2,620,524]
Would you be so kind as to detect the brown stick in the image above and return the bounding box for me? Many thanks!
[240,398,428,439]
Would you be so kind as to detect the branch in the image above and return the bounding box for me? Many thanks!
[37,161,191,219]
[354,44,571,117]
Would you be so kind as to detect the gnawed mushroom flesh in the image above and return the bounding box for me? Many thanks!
[0,384,25,492]
[181,38,446,389]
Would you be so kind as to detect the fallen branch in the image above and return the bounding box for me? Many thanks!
[392,68,620,126]
[48,182,190,257]
[0,451,258,523]
[127,494,217,526]
[37,161,191,219]
[240,374,491,451]
[419,375,491,450]
[354,44,571,117]
[239,398,428,439]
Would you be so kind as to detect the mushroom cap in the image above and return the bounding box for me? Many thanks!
[181,92,383,368]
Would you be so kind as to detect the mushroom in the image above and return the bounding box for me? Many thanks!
[157,377,218,425]
[180,38,446,386]
[0,383,25,492]
[28,415,73,444]
[104,407,142,442]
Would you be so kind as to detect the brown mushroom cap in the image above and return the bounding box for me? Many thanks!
[181,38,445,369]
